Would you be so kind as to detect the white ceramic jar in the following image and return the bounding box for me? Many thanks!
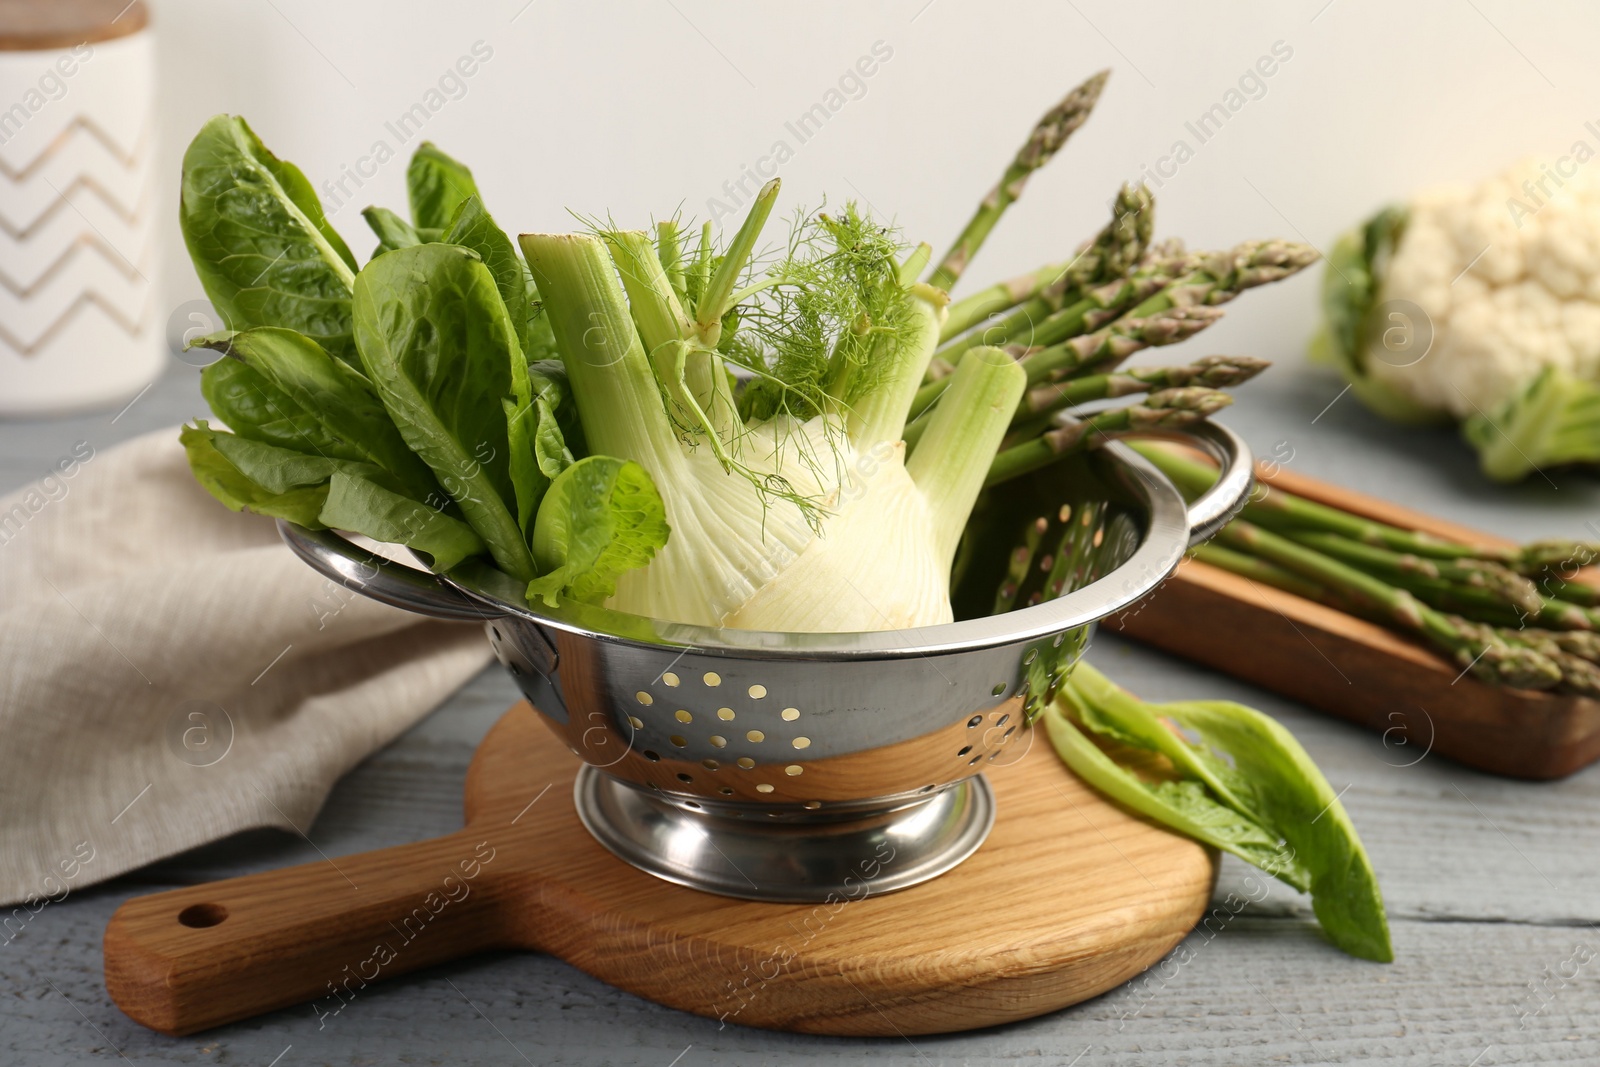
[0,0,159,416]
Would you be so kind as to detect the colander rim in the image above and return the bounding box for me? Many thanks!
[420,439,1193,660]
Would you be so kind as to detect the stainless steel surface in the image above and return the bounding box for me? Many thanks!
[280,528,504,623]
[1105,420,1254,547]
[573,765,995,902]
[276,426,1254,900]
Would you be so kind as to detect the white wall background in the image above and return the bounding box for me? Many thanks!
[143,0,1600,372]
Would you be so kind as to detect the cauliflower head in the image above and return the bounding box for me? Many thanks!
[1313,157,1600,482]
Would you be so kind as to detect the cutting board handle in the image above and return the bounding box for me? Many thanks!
[104,827,531,1035]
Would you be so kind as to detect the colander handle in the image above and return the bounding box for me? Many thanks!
[1103,420,1253,547]
[276,521,505,622]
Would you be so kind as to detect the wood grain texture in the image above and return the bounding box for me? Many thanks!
[1111,463,1600,780]
[104,701,1217,1038]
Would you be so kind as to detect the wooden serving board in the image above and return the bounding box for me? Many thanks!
[104,701,1217,1037]
[1111,464,1600,780]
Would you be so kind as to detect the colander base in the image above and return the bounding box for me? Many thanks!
[573,766,996,902]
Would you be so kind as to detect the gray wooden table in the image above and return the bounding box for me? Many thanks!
[4,358,1598,1066]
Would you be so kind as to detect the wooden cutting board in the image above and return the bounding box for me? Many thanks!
[104,701,1217,1037]
[1111,463,1600,780]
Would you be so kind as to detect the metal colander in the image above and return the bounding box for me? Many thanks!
[280,426,1250,902]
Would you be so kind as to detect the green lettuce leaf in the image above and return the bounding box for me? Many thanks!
[529,359,585,460]
[504,397,542,534]
[1158,696,1393,964]
[444,195,530,352]
[191,327,441,502]
[1044,707,1310,883]
[180,421,330,526]
[407,142,478,231]
[501,360,580,535]
[352,243,536,581]
[179,115,358,363]
[182,422,488,573]
[527,456,669,606]
[319,470,485,572]
[1047,663,1392,962]
[206,429,365,493]
[362,206,425,257]
[199,357,358,459]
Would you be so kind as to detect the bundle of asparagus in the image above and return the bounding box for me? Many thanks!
[1133,443,1600,695]
[917,71,1317,487]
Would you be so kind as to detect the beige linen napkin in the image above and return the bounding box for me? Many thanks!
[0,426,492,909]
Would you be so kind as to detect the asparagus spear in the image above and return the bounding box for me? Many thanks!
[936,183,1155,357]
[1192,542,1330,601]
[1030,239,1318,377]
[1287,531,1543,616]
[1029,305,1227,383]
[985,387,1233,486]
[1130,440,1600,569]
[1020,355,1270,412]
[1194,540,1553,629]
[994,515,1048,615]
[914,239,1313,419]
[1469,622,1600,697]
[933,243,1195,376]
[1536,577,1600,607]
[941,261,1070,345]
[1409,579,1593,631]
[1536,628,1600,662]
[1216,520,1563,690]
[983,355,1265,451]
[1036,499,1105,606]
[915,298,1222,424]
[1516,540,1600,571]
[928,70,1110,291]
[1195,541,1599,694]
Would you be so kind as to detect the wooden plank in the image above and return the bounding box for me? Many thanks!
[16,903,1600,1065]
[1111,461,1600,779]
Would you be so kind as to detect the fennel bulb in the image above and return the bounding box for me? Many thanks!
[521,201,1025,633]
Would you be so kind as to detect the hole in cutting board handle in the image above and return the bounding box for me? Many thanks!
[177,903,228,928]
